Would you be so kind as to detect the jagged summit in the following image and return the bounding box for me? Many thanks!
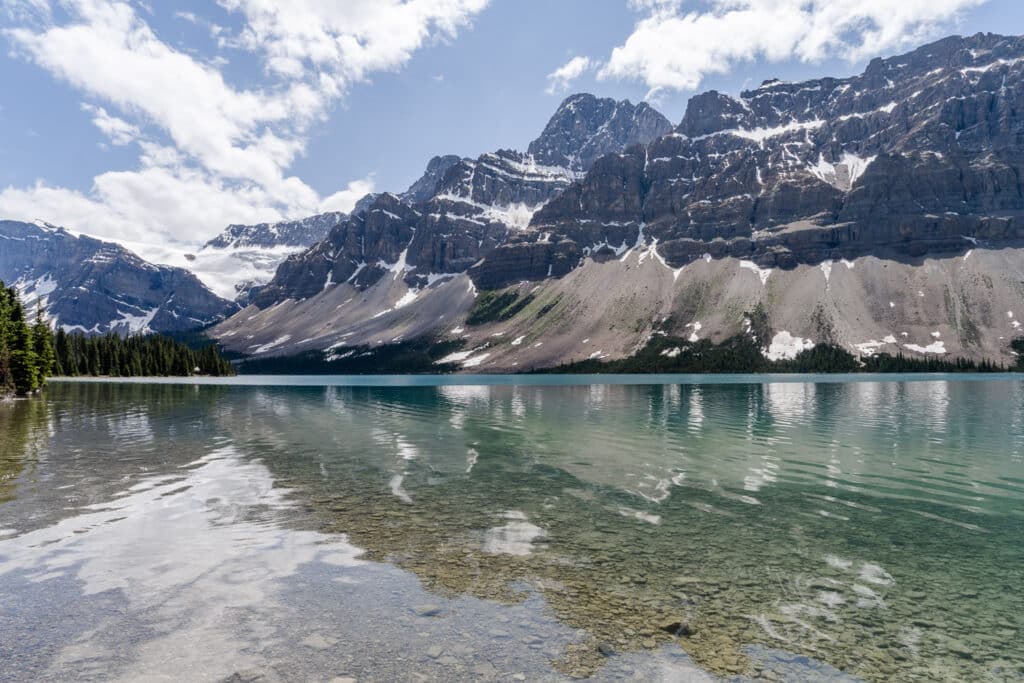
[528,93,672,171]
[681,32,1024,141]
[203,212,346,251]
[208,33,1024,370]
[401,154,463,204]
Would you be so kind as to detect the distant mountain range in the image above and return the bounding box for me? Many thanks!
[5,33,1024,370]
[189,212,348,304]
[213,33,1024,369]
[0,220,235,335]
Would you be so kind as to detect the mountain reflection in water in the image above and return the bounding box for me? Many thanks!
[1,379,1022,681]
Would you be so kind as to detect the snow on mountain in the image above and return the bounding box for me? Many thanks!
[213,34,1024,370]
[0,220,236,335]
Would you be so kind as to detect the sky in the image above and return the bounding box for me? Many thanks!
[1,0,1023,261]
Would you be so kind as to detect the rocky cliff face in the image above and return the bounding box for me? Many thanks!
[527,93,673,171]
[215,34,1024,367]
[251,147,583,307]
[247,94,676,308]
[400,154,463,203]
[203,212,346,251]
[472,33,1024,288]
[0,220,236,335]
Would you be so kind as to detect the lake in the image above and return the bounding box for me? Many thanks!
[1,376,1022,681]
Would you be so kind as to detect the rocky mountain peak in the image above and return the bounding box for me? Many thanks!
[0,220,235,335]
[677,90,754,138]
[528,93,672,171]
[401,154,463,204]
[203,212,346,251]
[212,33,1024,370]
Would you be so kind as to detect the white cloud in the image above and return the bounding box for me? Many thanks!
[321,177,377,214]
[599,0,987,95]
[219,0,491,82]
[81,103,140,146]
[0,0,486,271]
[545,55,594,95]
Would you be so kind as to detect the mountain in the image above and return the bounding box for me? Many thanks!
[189,157,465,304]
[400,154,463,203]
[527,93,673,171]
[0,220,236,335]
[502,32,1024,283]
[189,212,347,303]
[248,147,583,308]
[203,212,346,251]
[213,34,1024,370]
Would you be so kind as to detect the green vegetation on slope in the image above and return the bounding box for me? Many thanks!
[543,333,1012,375]
[1013,337,1024,370]
[465,289,535,325]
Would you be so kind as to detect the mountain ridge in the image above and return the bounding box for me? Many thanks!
[0,220,237,336]
[212,33,1024,370]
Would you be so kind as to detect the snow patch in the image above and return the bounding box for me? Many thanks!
[904,341,947,354]
[808,152,876,191]
[251,335,292,354]
[765,331,814,361]
[740,260,771,286]
[855,335,898,357]
[394,289,419,309]
[111,306,160,335]
[461,353,491,368]
[381,248,412,281]
[437,349,475,364]
[432,193,544,231]
[695,118,825,143]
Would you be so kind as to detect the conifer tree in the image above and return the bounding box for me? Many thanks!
[32,306,56,379]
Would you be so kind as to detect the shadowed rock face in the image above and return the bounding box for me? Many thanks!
[248,93,673,308]
[217,34,1024,365]
[400,155,463,204]
[480,33,1024,288]
[527,93,673,171]
[0,220,236,335]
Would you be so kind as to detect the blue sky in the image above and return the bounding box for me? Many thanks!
[1,0,1022,260]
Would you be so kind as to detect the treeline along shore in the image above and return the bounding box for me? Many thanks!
[1,281,235,398]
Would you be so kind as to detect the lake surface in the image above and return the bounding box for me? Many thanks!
[1,377,1022,681]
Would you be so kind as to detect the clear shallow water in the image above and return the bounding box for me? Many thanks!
[1,378,1022,682]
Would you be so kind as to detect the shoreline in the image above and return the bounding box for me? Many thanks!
[47,372,1024,388]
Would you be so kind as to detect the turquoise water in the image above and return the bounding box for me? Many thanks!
[1,377,1022,681]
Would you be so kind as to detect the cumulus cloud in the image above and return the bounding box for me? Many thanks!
[0,0,487,264]
[599,0,987,95]
[219,0,490,82]
[545,56,594,95]
[81,104,140,146]
[321,177,378,214]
